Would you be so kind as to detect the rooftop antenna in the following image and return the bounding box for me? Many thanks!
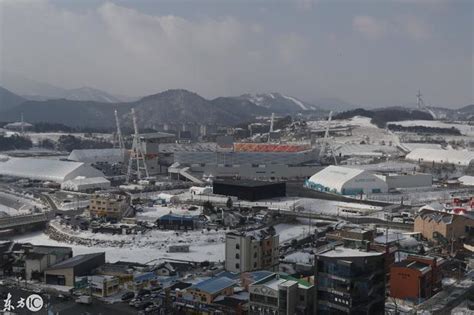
[126,108,149,183]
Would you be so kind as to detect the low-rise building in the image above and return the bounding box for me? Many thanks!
[88,193,129,220]
[414,209,474,243]
[156,214,196,230]
[44,252,105,287]
[390,255,445,302]
[248,273,314,315]
[186,276,236,304]
[24,245,72,281]
[61,177,111,192]
[225,229,279,273]
[87,275,120,297]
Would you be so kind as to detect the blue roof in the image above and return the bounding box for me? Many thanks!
[247,270,274,282]
[192,276,236,294]
[158,214,196,222]
[215,271,240,280]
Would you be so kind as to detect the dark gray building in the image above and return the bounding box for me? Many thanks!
[315,245,385,314]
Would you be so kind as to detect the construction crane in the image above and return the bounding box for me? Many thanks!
[114,109,125,150]
[126,108,149,183]
[267,112,275,143]
[319,111,338,165]
[416,90,437,119]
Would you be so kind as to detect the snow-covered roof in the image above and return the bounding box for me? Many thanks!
[61,177,110,186]
[308,165,365,191]
[317,246,383,258]
[334,144,400,157]
[68,148,125,164]
[405,148,474,166]
[0,157,105,183]
[459,175,474,186]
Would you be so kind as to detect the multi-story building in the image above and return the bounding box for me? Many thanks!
[315,245,385,314]
[88,193,129,220]
[139,132,176,175]
[225,229,279,273]
[414,209,474,242]
[390,255,445,302]
[248,273,314,315]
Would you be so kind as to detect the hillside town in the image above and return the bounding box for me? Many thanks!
[1,1,473,314]
[0,106,473,314]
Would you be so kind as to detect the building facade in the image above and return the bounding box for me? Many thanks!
[225,230,279,273]
[315,245,385,314]
[248,273,314,315]
[88,193,129,220]
[414,209,474,242]
[390,255,444,302]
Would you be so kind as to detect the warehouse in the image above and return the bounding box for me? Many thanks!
[376,172,433,190]
[405,148,474,166]
[213,179,286,201]
[44,252,105,286]
[306,165,388,195]
[61,177,111,192]
[0,157,105,183]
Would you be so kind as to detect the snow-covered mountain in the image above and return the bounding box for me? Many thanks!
[236,92,322,113]
[1,72,135,103]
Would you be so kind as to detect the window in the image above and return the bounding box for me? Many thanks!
[235,244,240,250]
[235,263,240,269]
[253,252,257,258]
[235,253,239,259]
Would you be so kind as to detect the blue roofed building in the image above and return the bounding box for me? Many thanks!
[156,213,197,230]
[185,276,237,304]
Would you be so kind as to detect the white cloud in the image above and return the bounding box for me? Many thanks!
[0,0,306,98]
[353,15,432,40]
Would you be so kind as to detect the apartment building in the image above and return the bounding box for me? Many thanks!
[225,229,279,273]
[88,193,129,220]
[414,209,474,242]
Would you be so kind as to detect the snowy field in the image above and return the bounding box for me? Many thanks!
[10,222,309,264]
[308,116,399,147]
[387,120,474,136]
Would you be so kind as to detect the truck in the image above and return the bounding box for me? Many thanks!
[75,295,92,305]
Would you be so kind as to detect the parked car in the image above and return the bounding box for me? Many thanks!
[121,292,135,301]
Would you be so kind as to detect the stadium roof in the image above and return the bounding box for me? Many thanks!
[68,148,125,164]
[0,157,105,183]
[405,148,474,166]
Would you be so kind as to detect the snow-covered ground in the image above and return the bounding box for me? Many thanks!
[10,222,311,264]
[308,116,400,149]
[136,204,202,221]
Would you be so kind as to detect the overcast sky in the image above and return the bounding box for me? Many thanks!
[0,0,472,107]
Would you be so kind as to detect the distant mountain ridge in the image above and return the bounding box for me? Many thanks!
[1,72,135,103]
[0,86,26,112]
